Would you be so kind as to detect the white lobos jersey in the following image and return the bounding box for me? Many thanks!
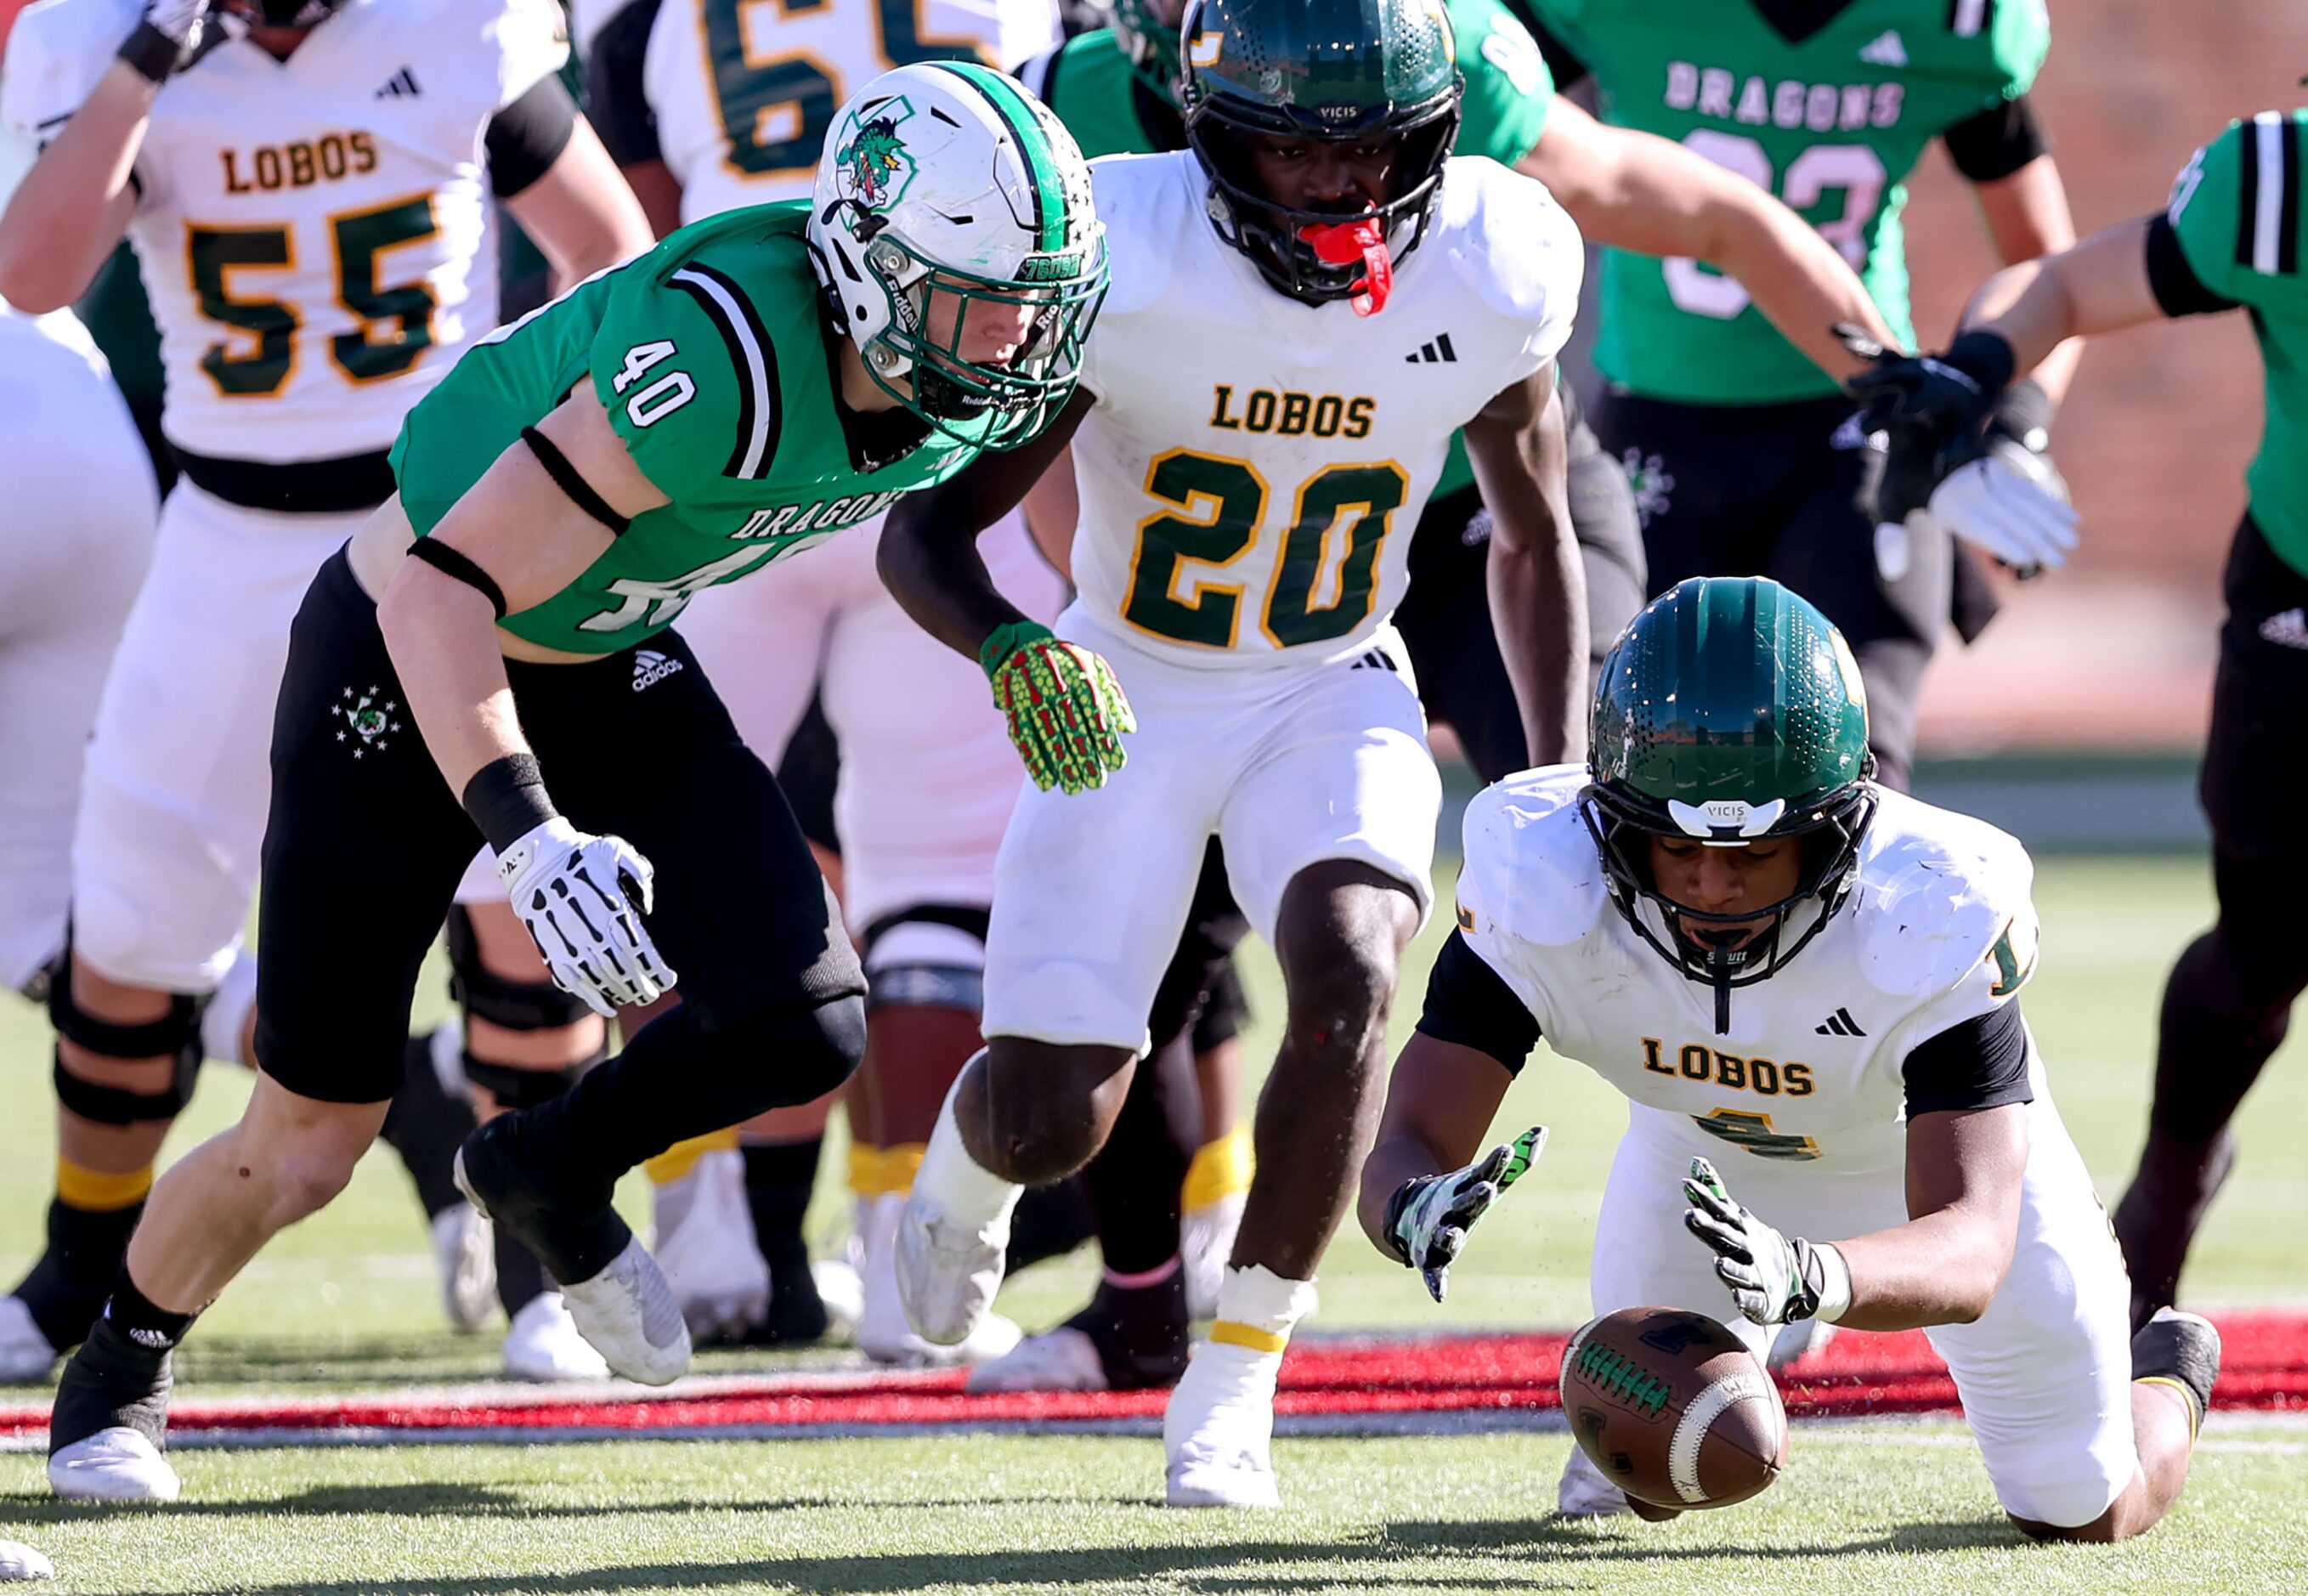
[2,0,569,462]
[1070,151,1581,671]
[591,0,1059,223]
[1452,768,2043,1177]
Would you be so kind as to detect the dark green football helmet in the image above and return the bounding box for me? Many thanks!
[1581,576,1878,1033]
[1176,0,1462,307]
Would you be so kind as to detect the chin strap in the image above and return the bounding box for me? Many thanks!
[1298,217,1393,317]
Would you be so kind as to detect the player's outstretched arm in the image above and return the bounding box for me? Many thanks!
[1358,1033,1528,1296]
[1968,154,2082,404]
[1683,1102,2028,1332]
[1463,365,1587,766]
[1957,217,2171,382]
[1518,99,1897,380]
[377,386,679,1014]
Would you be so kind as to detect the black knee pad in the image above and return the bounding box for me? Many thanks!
[860,903,989,1013]
[47,951,201,1124]
[1191,956,1249,1056]
[445,905,595,1032]
[462,1056,591,1111]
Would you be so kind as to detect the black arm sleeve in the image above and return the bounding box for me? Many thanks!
[2146,212,2241,318]
[485,73,580,200]
[1902,1000,2033,1118]
[585,0,665,168]
[1942,93,2048,184]
[1413,931,1541,1074]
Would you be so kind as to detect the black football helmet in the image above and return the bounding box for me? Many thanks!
[1176,0,1462,308]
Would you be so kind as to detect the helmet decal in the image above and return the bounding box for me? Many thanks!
[833,99,919,214]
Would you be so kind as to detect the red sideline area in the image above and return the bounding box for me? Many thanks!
[3,1312,2300,1441]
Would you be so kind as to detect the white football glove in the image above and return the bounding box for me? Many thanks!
[1917,450,2078,578]
[1681,1157,1849,1327]
[1385,1126,1546,1303]
[495,818,676,1019]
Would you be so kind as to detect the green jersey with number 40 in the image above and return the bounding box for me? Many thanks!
[1533,0,2046,405]
[390,202,991,655]
[2165,110,2308,577]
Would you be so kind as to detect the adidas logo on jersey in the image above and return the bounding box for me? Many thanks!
[2260,609,2308,650]
[632,649,684,692]
[1814,1007,1868,1038]
[374,66,421,99]
[1858,30,1907,66]
[1405,333,1459,365]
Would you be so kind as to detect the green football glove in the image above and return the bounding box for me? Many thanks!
[1384,1126,1547,1303]
[980,620,1137,795]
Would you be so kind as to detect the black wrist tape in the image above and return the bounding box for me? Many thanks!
[462,755,559,856]
[1943,330,2018,405]
[1988,376,2055,455]
[1381,1179,1423,1266]
[406,536,509,619]
[116,21,180,82]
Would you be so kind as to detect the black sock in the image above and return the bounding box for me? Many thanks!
[104,1271,199,1352]
[1064,1266,1190,1390]
[743,1140,826,1344]
[378,1031,478,1220]
[51,1317,173,1453]
[14,1198,144,1353]
[494,1225,550,1313]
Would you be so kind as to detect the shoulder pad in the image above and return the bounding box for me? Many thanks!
[1851,789,2038,1003]
[1454,765,1608,950]
[1087,151,1189,315]
[2,0,139,139]
[1430,156,1583,336]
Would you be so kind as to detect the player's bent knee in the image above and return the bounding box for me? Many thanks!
[721,993,866,1107]
[2000,1474,2134,1543]
[982,1038,1132,1184]
[447,905,597,1033]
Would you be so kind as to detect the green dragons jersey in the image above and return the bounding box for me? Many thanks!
[1024,0,1556,498]
[2167,110,2308,576]
[391,202,991,655]
[1534,0,2047,405]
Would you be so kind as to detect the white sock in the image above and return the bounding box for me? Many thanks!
[913,1056,1022,1231]
[1211,1264,1319,1351]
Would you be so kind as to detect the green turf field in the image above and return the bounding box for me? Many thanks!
[1,853,2303,1593]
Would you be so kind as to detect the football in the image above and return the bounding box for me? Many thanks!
[1559,1307,1788,1511]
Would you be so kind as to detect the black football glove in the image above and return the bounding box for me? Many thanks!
[1839,325,2017,442]
[117,0,216,81]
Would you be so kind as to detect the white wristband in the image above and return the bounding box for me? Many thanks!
[1810,1242,1853,1324]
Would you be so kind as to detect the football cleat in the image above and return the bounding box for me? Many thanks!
[558,1238,690,1387]
[1181,1191,1245,1323]
[0,1298,59,1384]
[1163,1340,1282,1508]
[46,1429,178,1503]
[965,1327,1107,1394]
[432,1203,497,1333]
[0,1538,54,1580]
[809,1257,863,1344]
[47,1318,176,1501]
[858,1194,1020,1367]
[651,1147,770,1344]
[895,1191,1013,1349]
[1555,1442,1634,1519]
[501,1292,609,1383]
[2132,1306,2221,1438]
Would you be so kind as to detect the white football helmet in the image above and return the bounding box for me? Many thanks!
[808,62,1106,447]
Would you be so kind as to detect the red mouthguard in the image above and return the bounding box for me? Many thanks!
[1297,216,1393,317]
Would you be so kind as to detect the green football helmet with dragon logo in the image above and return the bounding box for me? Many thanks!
[808,63,1108,446]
